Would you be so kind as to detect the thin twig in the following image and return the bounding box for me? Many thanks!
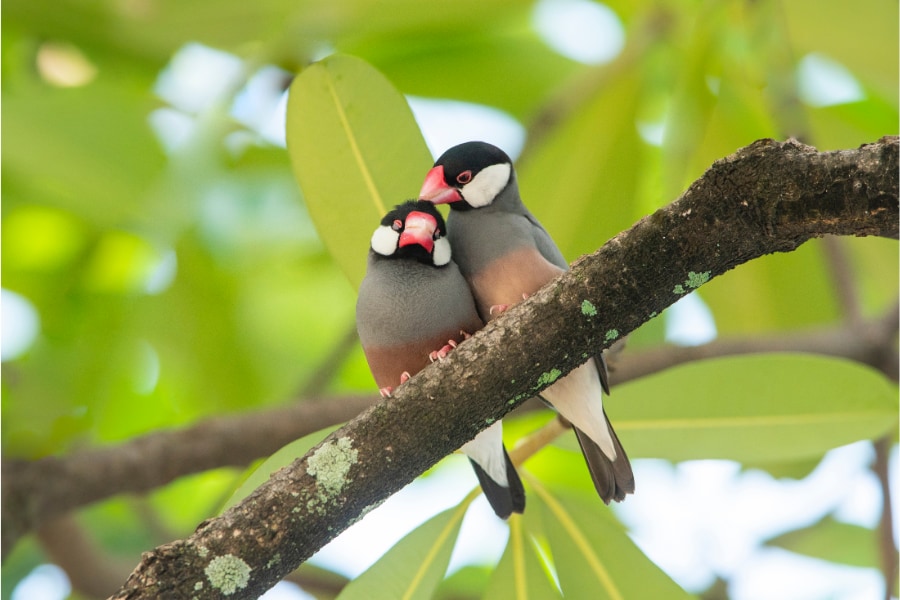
[822,236,865,326]
[873,436,898,600]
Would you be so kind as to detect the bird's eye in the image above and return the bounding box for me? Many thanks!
[456,170,472,184]
[391,219,403,231]
[433,229,442,240]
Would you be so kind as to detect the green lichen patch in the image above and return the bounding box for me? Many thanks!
[205,554,251,596]
[604,329,619,342]
[266,553,282,570]
[308,437,358,498]
[674,271,711,295]
[686,270,711,288]
[536,368,562,388]
[581,299,597,316]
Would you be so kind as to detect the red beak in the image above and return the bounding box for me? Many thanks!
[418,165,462,204]
[398,211,437,253]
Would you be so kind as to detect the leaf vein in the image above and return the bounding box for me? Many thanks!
[323,71,386,216]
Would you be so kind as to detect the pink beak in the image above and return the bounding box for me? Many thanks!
[398,211,437,253]
[418,165,462,204]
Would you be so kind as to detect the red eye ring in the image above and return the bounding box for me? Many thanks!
[456,170,472,184]
[392,219,402,231]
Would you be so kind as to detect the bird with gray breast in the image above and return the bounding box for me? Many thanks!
[418,143,634,504]
[356,200,526,518]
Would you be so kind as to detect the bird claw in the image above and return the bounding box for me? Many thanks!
[490,293,530,316]
[429,338,460,362]
[460,330,472,340]
[380,372,411,398]
[489,304,510,316]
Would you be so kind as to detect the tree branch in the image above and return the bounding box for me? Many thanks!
[106,137,897,598]
[1,395,376,559]
[4,298,895,563]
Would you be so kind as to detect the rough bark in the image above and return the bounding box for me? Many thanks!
[104,137,897,599]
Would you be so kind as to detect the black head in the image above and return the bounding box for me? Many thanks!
[369,200,451,267]
[418,141,513,209]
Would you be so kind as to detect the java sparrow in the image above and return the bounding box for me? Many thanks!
[418,142,634,504]
[356,200,526,518]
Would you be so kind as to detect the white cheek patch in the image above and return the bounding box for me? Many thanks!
[462,163,512,208]
[432,237,452,266]
[371,225,399,256]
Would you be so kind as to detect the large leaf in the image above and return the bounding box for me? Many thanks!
[2,77,166,227]
[336,498,473,600]
[603,353,898,463]
[516,66,645,260]
[220,425,340,512]
[807,97,900,151]
[350,26,579,120]
[765,515,879,568]
[529,476,695,600]
[286,54,432,288]
[483,513,562,600]
[658,1,723,200]
[700,240,838,334]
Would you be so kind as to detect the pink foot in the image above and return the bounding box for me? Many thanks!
[379,371,411,398]
[429,341,456,362]
[490,293,530,316]
[489,304,510,316]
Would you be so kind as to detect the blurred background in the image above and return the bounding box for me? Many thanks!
[2,0,897,598]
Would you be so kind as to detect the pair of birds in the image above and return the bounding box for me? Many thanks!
[355,141,634,519]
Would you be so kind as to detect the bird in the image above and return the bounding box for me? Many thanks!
[418,141,634,504]
[356,200,526,518]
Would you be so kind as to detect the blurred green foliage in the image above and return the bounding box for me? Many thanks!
[2,0,897,597]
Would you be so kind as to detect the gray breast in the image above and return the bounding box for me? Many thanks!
[356,257,479,347]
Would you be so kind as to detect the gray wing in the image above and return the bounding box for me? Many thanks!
[523,208,612,394]
[523,210,568,271]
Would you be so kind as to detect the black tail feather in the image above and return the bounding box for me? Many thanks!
[468,446,526,519]
[573,411,634,504]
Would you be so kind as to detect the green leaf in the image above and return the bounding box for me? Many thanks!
[286,54,432,288]
[337,498,473,600]
[700,240,839,333]
[529,477,694,600]
[517,67,645,260]
[609,353,898,463]
[807,96,900,151]
[766,516,879,568]
[434,565,491,600]
[220,425,341,512]
[484,513,562,600]
[741,457,822,481]
[2,77,166,227]
[352,26,579,119]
